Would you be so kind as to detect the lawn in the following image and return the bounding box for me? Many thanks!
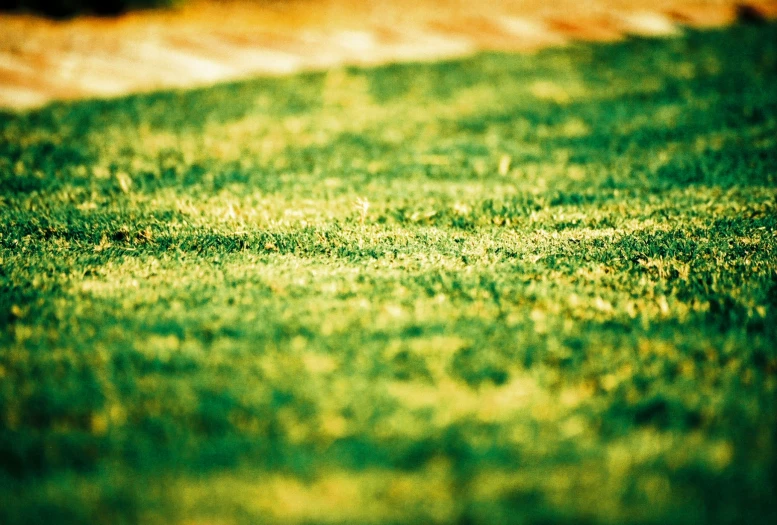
[1,21,776,525]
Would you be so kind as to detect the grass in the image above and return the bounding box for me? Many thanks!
[1,21,777,525]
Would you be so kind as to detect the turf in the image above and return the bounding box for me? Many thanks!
[1,21,776,525]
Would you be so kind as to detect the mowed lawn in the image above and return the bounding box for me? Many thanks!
[1,21,776,525]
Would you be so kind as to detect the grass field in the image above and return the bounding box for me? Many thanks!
[1,21,777,525]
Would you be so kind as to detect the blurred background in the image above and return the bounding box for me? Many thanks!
[1,1,775,109]
[0,1,178,18]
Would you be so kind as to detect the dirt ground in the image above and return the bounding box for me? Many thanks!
[1,0,776,109]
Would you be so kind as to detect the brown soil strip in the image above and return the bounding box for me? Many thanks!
[1,0,776,109]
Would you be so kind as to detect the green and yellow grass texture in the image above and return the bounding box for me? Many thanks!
[1,21,776,525]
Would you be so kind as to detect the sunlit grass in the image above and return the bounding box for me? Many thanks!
[1,22,776,525]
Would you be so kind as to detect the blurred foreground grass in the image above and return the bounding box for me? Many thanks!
[1,21,777,525]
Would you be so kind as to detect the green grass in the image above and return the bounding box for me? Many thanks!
[1,21,777,525]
